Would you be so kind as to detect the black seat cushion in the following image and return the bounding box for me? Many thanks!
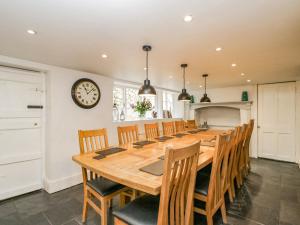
[87,177,124,196]
[198,163,212,176]
[113,195,160,225]
[195,173,210,196]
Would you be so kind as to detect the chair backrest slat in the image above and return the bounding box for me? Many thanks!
[157,141,200,225]
[162,121,175,136]
[117,125,139,145]
[144,123,160,139]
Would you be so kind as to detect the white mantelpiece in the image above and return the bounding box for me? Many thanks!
[188,101,252,128]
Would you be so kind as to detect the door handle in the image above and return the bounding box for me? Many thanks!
[257,126,261,129]
[27,105,43,109]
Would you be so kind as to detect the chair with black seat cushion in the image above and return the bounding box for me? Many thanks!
[174,120,185,133]
[194,134,231,225]
[144,122,160,139]
[242,119,254,175]
[162,121,175,136]
[113,141,201,225]
[78,129,127,225]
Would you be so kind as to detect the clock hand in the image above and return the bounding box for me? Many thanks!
[83,87,88,94]
[87,88,95,95]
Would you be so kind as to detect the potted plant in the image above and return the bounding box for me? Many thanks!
[131,98,153,119]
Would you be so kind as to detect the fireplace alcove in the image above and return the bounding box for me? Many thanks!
[188,101,252,129]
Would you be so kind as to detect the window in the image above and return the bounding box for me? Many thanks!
[162,91,174,118]
[113,86,157,120]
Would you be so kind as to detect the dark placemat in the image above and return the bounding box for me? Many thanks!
[139,160,164,176]
[133,140,156,146]
[93,155,105,160]
[187,130,200,134]
[95,147,127,157]
[154,136,174,142]
[173,133,188,138]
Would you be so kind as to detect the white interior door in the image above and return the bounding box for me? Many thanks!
[0,67,44,200]
[258,82,296,162]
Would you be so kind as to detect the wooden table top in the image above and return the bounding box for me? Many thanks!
[72,131,223,195]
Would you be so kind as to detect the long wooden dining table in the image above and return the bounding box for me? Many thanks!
[72,130,226,196]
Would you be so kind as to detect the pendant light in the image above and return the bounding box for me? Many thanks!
[200,74,211,102]
[138,45,156,96]
[178,64,191,101]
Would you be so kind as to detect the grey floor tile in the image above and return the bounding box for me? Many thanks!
[280,200,300,225]
[0,213,24,225]
[0,200,16,218]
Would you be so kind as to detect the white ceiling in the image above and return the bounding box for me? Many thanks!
[0,0,300,90]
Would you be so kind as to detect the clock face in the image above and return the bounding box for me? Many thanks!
[71,78,101,109]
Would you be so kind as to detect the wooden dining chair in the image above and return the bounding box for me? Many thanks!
[117,125,140,204]
[223,129,238,203]
[113,141,201,225]
[144,122,160,139]
[117,125,139,145]
[78,129,126,225]
[194,134,230,225]
[185,119,197,130]
[162,121,175,136]
[236,124,249,187]
[175,120,185,133]
[244,119,254,174]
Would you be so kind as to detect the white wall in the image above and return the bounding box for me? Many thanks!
[189,85,258,158]
[296,81,300,165]
[0,55,184,193]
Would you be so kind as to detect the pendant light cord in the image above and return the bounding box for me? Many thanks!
[146,50,149,80]
[204,76,207,94]
[183,67,186,89]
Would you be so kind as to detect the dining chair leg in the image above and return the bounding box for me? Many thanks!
[220,201,228,224]
[82,190,88,222]
[101,199,108,225]
[231,179,236,198]
[131,189,138,200]
[119,193,126,208]
[228,188,234,203]
[207,214,213,225]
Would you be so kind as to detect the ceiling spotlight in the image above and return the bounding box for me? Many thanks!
[199,85,203,88]
[247,79,251,83]
[169,75,173,79]
[144,67,147,70]
[101,54,108,59]
[241,73,245,76]
[216,47,222,51]
[27,29,37,35]
[231,63,237,67]
[184,15,193,22]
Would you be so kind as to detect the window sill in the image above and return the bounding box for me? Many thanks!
[112,117,182,123]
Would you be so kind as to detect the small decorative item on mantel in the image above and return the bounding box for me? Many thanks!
[131,98,153,119]
[190,95,195,103]
[241,91,249,102]
[152,110,157,118]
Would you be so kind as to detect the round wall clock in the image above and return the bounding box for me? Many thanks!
[71,78,101,109]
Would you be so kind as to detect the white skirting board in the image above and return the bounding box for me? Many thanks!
[43,173,82,194]
[0,183,42,200]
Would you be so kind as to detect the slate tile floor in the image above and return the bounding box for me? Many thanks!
[0,158,299,225]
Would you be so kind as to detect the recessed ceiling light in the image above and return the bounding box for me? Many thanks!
[27,29,37,35]
[169,75,173,79]
[247,79,251,83]
[184,15,193,22]
[199,85,203,88]
[241,73,245,76]
[231,63,237,67]
[101,54,108,59]
[216,47,222,51]
[144,67,147,70]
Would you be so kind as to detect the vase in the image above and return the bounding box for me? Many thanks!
[138,112,146,119]
[242,91,248,101]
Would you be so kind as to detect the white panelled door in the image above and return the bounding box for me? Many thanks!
[0,67,44,200]
[258,82,296,162]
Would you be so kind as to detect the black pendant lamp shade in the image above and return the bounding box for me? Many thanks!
[138,45,156,96]
[200,74,211,102]
[178,64,191,101]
